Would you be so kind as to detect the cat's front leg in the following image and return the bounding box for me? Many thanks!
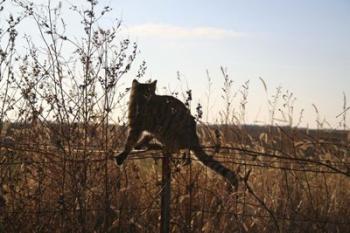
[114,128,142,165]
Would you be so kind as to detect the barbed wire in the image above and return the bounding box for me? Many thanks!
[1,145,349,176]
[2,142,350,165]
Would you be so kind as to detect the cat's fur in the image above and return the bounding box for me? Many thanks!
[115,79,238,188]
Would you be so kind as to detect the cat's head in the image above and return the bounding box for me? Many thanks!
[132,79,157,100]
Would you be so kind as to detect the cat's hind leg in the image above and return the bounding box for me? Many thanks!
[134,134,154,150]
[135,134,163,150]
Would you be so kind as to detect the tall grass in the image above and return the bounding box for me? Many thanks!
[0,1,349,233]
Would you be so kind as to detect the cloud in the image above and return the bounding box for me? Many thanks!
[126,23,245,40]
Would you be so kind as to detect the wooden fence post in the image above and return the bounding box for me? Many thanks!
[160,152,171,233]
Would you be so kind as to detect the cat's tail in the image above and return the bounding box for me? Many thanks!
[192,146,238,189]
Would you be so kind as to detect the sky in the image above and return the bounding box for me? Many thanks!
[106,0,350,128]
[2,0,350,128]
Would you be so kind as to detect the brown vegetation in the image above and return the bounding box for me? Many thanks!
[0,1,349,233]
[0,123,349,233]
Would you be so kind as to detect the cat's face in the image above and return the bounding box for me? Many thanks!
[132,79,157,100]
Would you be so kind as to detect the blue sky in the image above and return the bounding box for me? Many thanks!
[2,0,350,127]
[105,0,350,127]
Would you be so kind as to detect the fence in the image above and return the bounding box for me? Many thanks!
[1,140,350,233]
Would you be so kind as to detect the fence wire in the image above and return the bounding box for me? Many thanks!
[1,142,350,232]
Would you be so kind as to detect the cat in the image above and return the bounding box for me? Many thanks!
[115,79,238,188]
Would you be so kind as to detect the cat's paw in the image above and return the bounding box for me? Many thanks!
[114,152,126,165]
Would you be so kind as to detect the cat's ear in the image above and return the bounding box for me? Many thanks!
[151,80,157,91]
[132,79,139,87]
[151,80,157,86]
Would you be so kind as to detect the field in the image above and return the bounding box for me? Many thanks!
[1,1,350,232]
[0,123,349,233]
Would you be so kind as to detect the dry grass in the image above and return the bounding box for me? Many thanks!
[0,123,349,233]
[1,1,350,232]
